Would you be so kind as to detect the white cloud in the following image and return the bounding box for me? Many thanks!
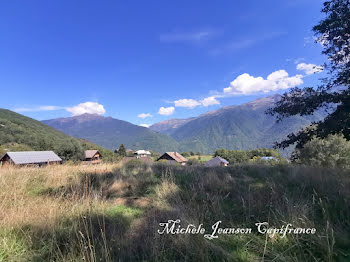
[66,102,106,116]
[13,102,106,116]
[137,113,153,119]
[160,30,216,43]
[139,124,150,128]
[14,106,64,112]
[200,96,220,106]
[223,70,304,95]
[296,63,323,75]
[158,106,175,116]
[174,99,201,109]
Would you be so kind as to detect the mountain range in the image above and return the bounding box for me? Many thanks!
[42,113,180,152]
[42,94,325,155]
[150,95,325,154]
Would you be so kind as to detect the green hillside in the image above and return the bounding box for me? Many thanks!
[0,109,115,161]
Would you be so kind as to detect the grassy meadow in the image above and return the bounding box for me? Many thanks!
[187,155,213,162]
[0,161,349,261]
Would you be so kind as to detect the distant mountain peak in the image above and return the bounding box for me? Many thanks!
[244,94,282,109]
[149,118,194,134]
[72,113,106,121]
[45,113,107,124]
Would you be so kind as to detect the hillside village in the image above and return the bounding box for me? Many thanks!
[0,146,282,168]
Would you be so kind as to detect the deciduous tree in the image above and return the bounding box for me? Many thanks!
[268,0,350,149]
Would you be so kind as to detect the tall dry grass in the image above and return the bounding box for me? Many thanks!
[0,160,349,261]
[0,163,119,228]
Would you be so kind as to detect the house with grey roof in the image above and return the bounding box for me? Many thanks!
[205,156,229,167]
[0,151,62,166]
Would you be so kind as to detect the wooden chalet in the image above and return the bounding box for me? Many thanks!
[157,152,188,165]
[84,150,102,163]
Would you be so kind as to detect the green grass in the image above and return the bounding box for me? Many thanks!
[105,205,143,219]
[188,155,213,162]
[0,229,29,262]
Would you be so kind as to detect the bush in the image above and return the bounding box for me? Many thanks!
[186,158,200,166]
[293,134,350,168]
[181,152,190,157]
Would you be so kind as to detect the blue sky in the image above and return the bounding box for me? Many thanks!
[0,0,326,126]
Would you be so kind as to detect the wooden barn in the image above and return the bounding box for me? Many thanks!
[157,152,188,165]
[0,151,62,167]
[84,150,102,163]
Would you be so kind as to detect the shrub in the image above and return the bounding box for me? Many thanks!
[293,134,350,168]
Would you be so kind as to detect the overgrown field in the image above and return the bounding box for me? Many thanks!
[0,161,349,261]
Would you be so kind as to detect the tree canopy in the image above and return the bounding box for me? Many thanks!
[268,0,350,149]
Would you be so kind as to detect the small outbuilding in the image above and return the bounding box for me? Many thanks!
[0,151,62,167]
[259,156,277,161]
[134,150,151,158]
[205,156,229,167]
[157,152,188,165]
[84,150,102,162]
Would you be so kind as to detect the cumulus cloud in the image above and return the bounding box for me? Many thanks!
[139,124,150,128]
[200,96,220,106]
[66,102,106,116]
[158,106,175,116]
[137,113,153,119]
[296,63,323,75]
[170,96,221,110]
[223,70,304,95]
[174,99,201,109]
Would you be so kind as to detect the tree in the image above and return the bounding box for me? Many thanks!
[181,152,190,157]
[268,0,350,149]
[214,148,282,164]
[292,134,350,168]
[116,144,127,157]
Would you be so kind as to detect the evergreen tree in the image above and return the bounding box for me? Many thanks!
[116,144,127,157]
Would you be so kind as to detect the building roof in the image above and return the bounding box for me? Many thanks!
[1,151,62,165]
[205,156,229,167]
[162,152,188,163]
[134,150,151,155]
[260,156,277,161]
[85,150,100,159]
